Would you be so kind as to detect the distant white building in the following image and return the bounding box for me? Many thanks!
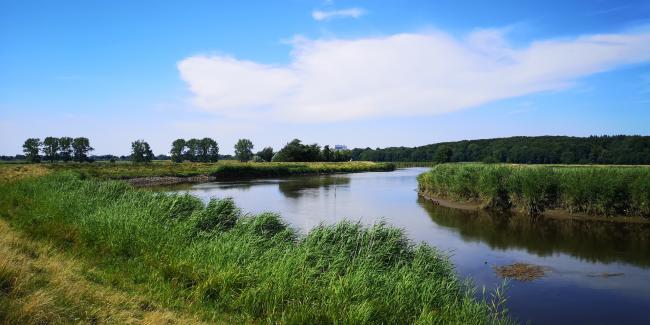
[334,144,348,151]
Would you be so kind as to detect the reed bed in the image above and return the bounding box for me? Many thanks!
[418,164,650,217]
[0,173,510,324]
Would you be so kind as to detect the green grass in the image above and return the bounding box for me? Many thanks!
[0,172,511,324]
[418,163,650,217]
[36,160,396,179]
[393,162,438,168]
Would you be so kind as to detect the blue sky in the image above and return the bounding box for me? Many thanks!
[1,0,649,155]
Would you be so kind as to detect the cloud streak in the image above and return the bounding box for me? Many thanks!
[178,28,650,122]
[312,8,365,21]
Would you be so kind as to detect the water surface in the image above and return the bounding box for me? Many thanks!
[164,168,650,324]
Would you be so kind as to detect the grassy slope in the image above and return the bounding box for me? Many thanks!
[0,172,511,324]
[0,219,213,325]
[418,163,650,217]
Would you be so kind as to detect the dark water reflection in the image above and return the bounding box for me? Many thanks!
[419,200,650,267]
[163,168,650,324]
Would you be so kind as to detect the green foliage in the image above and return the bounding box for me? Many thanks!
[192,198,239,234]
[418,164,650,217]
[182,138,218,163]
[130,140,154,163]
[58,137,73,162]
[71,137,93,162]
[256,147,274,162]
[42,137,60,162]
[199,138,219,163]
[321,145,333,161]
[332,149,352,162]
[353,135,650,164]
[234,139,254,162]
[170,139,186,163]
[272,139,321,162]
[22,138,41,163]
[0,174,512,324]
[433,146,453,164]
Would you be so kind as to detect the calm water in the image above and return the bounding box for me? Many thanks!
[164,168,650,324]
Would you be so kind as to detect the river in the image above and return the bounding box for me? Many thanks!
[163,168,650,324]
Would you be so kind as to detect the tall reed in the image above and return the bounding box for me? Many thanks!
[0,172,511,324]
[418,164,650,217]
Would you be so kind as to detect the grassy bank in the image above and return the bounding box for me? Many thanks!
[0,172,511,324]
[418,164,650,217]
[393,162,438,168]
[34,161,395,180]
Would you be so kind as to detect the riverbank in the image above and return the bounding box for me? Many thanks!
[417,163,650,218]
[35,161,393,180]
[0,172,511,324]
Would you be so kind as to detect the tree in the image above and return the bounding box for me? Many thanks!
[185,139,199,162]
[194,138,218,162]
[72,137,93,162]
[256,147,274,162]
[208,141,219,162]
[433,146,453,164]
[170,139,186,163]
[22,138,41,163]
[58,137,73,162]
[42,137,60,162]
[272,139,321,162]
[131,140,154,163]
[234,138,254,162]
[321,145,333,162]
[333,149,352,162]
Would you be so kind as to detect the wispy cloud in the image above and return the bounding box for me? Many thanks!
[178,27,650,122]
[585,4,638,17]
[312,8,365,21]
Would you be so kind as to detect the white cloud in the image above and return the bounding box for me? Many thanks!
[178,28,650,122]
[312,8,365,21]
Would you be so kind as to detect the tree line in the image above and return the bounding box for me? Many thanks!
[167,138,351,163]
[349,135,650,164]
[21,137,94,163]
[17,135,649,165]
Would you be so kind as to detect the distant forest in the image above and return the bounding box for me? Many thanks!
[3,135,649,165]
[349,135,650,164]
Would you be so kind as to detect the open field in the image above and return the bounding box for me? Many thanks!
[3,161,395,180]
[0,171,511,324]
[418,163,650,217]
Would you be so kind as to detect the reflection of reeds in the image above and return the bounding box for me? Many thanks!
[418,198,650,267]
[0,173,513,324]
[418,164,650,217]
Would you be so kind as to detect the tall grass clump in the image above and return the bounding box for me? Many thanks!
[418,164,650,218]
[0,173,511,324]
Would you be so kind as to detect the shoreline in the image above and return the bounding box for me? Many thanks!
[418,191,650,224]
[128,169,395,187]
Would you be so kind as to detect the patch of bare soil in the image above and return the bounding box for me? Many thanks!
[494,263,547,281]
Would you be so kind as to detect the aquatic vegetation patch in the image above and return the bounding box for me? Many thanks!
[418,164,650,217]
[494,263,547,281]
